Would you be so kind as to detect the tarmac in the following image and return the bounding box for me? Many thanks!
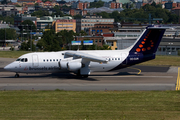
[0,57,179,91]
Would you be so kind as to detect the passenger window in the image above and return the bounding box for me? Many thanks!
[43,59,45,62]
[47,59,48,62]
[56,59,58,61]
[21,58,24,62]
[53,59,55,62]
[115,58,117,60]
[25,58,28,62]
[118,58,120,60]
[112,58,114,60]
[50,59,52,62]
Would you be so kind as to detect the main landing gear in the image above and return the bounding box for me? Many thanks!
[76,74,89,78]
[15,73,19,78]
[76,70,89,78]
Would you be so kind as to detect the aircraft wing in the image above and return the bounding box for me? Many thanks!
[65,51,108,63]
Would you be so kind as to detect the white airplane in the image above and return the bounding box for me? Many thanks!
[4,25,167,78]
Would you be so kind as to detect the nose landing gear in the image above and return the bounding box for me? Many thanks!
[15,73,19,78]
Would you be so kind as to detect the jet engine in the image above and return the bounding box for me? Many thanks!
[59,61,68,69]
[67,62,82,71]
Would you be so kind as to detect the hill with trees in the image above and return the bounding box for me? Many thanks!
[96,2,179,24]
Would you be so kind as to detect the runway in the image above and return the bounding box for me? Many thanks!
[0,67,177,91]
[0,57,178,91]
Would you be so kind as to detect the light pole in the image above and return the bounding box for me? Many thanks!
[4,28,6,47]
[26,24,28,40]
[21,25,23,42]
[31,25,33,52]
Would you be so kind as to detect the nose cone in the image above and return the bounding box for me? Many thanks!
[4,64,12,71]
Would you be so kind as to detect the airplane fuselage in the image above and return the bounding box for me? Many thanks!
[5,50,129,74]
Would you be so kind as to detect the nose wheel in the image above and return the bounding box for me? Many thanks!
[15,73,19,78]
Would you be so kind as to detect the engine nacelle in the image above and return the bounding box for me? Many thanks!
[67,62,82,71]
[59,61,68,69]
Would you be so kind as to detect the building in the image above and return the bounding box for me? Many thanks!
[60,8,71,15]
[14,14,37,27]
[70,9,87,16]
[25,2,35,7]
[142,0,162,3]
[85,7,124,14]
[17,0,36,6]
[92,23,115,35]
[0,5,23,17]
[52,19,76,33]
[75,36,104,47]
[104,2,122,9]
[105,24,180,54]
[17,0,36,3]
[27,6,35,14]
[72,1,90,10]
[76,15,114,34]
[164,2,179,10]
[37,16,54,30]
[37,16,73,31]
[172,7,180,17]
[113,0,130,4]
[135,2,143,9]
[44,1,53,8]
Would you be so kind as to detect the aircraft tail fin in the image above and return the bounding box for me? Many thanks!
[129,25,166,54]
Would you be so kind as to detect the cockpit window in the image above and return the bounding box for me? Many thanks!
[16,58,21,61]
[25,58,28,62]
[21,58,24,62]
[17,58,28,62]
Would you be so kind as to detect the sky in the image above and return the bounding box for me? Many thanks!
[10,0,179,4]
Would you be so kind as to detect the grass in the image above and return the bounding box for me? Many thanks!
[0,90,180,120]
[140,56,180,66]
[0,51,30,58]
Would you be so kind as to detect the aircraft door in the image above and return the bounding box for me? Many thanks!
[121,53,127,65]
[32,54,39,67]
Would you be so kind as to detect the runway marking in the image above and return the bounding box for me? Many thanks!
[176,67,180,90]
[90,76,173,78]
[127,67,141,74]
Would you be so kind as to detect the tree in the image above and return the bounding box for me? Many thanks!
[78,30,87,36]
[34,3,39,6]
[37,29,77,51]
[20,20,36,31]
[20,40,36,51]
[31,9,50,17]
[73,14,83,19]
[56,30,76,48]
[151,1,156,7]
[1,0,10,4]
[52,5,64,17]
[89,0,104,8]
[18,20,36,41]
[15,5,21,7]
[37,30,61,51]
[0,28,17,40]
[97,12,110,18]
[0,15,14,25]
[94,3,179,24]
